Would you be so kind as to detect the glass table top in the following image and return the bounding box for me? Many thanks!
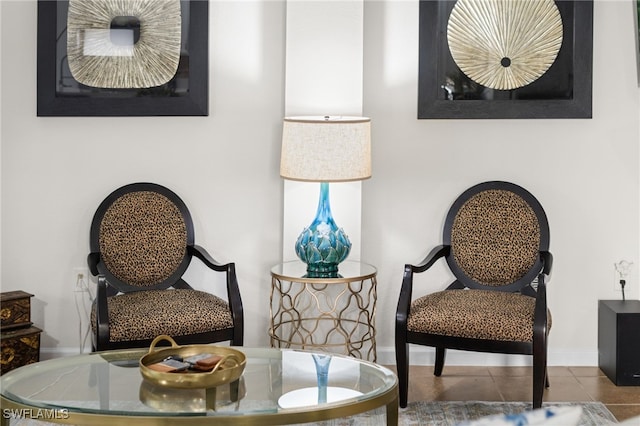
[271,260,377,282]
[0,347,396,419]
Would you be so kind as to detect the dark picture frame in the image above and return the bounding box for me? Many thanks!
[418,0,593,119]
[37,0,209,117]
[636,0,640,85]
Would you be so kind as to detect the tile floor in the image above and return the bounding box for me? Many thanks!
[386,365,640,422]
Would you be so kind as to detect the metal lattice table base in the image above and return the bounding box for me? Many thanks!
[269,272,377,362]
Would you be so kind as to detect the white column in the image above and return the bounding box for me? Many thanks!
[282,0,365,262]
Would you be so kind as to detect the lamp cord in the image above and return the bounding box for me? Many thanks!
[74,275,95,353]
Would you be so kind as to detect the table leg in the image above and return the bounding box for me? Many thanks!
[386,395,399,426]
[230,379,240,402]
[206,387,217,411]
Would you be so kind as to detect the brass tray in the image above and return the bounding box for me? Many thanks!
[139,335,246,389]
[139,377,247,412]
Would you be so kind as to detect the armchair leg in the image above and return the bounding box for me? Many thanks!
[395,341,409,408]
[232,328,243,346]
[533,359,546,409]
[532,341,547,409]
[434,347,446,376]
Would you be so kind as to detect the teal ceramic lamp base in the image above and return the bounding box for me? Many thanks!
[295,182,351,276]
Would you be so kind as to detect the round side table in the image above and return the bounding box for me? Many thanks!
[269,260,377,361]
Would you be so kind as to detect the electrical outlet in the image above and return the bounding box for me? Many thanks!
[73,267,89,292]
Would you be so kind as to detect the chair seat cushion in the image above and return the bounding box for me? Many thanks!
[407,289,551,342]
[91,289,233,342]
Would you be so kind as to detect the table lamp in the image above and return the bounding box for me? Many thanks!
[280,116,371,276]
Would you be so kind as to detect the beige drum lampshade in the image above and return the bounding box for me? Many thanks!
[280,116,372,183]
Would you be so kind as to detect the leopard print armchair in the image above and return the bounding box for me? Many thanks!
[87,183,244,351]
[395,181,552,409]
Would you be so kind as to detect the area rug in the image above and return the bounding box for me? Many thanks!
[9,401,618,426]
[318,401,618,426]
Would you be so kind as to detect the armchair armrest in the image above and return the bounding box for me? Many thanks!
[540,251,553,283]
[189,245,244,346]
[411,245,450,273]
[396,245,450,333]
[94,275,110,351]
[189,245,228,272]
[532,274,549,376]
[87,252,100,276]
[533,277,548,334]
[224,262,244,346]
[533,250,550,344]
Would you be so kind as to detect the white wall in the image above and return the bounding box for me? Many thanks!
[363,0,639,365]
[1,0,638,366]
[283,0,365,265]
[0,0,287,356]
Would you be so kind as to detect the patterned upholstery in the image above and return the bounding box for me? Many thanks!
[99,191,187,287]
[91,289,233,343]
[408,289,551,342]
[451,189,540,286]
[89,183,244,351]
[396,181,552,410]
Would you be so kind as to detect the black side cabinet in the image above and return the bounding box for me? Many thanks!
[598,300,640,386]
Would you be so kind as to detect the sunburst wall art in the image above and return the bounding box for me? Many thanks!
[418,0,593,119]
[447,0,563,91]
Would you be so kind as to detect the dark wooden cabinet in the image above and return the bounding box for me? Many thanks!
[598,300,640,386]
[1,326,42,374]
[1,291,34,330]
[1,291,42,375]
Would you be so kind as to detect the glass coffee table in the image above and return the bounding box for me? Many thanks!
[0,347,398,425]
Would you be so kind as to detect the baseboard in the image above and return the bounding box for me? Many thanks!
[43,346,599,367]
[375,346,599,367]
[40,347,91,360]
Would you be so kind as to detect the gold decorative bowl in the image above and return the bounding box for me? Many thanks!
[139,377,247,412]
[139,335,246,389]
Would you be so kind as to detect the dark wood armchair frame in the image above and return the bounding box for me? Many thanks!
[395,181,553,409]
[87,183,244,351]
